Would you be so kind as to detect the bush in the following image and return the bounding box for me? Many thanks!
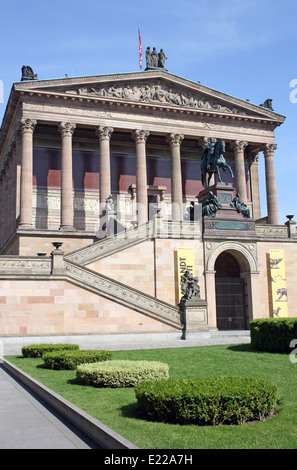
[22,343,79,358]
[135,376,279,426]
[250,318,297,353]
[42,350,113,370]
[76,360,169,388]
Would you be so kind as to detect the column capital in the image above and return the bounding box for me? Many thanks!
[264,143,277,155]
[132,129,150,143]
[247,151,260,165]
[59,122,76,137]
[20,118,37,133]
[96,126,114,141]
[167,133,184,147]
[231,140,248,152]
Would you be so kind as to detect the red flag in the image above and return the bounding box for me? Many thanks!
[138,24,142,71]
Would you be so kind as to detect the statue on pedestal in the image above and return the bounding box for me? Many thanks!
[230,193,251,219]
[21,66,38,81]
[145,47,168,70]
[201,138,234,188]
[180,269,201,302]
[202,191,222,218]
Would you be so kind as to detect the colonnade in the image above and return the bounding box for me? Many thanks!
[12,118,280,233]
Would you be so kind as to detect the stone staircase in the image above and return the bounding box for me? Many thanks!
[65,221,154,266]
[0,220,184,331]
[64,259,182,330]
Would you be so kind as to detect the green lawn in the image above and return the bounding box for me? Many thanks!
[5,343,297,449]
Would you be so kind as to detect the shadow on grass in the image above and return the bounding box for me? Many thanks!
[227,344,257,353]
[121,402,140,419]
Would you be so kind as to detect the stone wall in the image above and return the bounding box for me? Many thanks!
[0,279,177,337]
[257,240,297,318]
[87,238,205,307]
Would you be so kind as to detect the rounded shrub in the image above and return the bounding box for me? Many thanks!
[22,343,79,358]
[76,360,169,388]
[250,318,297,353]
[135,376,279,426]
[42,349,113,370]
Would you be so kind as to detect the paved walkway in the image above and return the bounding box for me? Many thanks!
[0,331,251,449]
[0,366,100,449]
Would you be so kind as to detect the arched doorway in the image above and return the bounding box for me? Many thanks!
[215,252,247,331]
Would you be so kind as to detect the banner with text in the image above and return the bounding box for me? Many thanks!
[269,249,288,318]
[176,248,195,303]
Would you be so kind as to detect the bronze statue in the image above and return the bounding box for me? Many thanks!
[230,193,251,218]
[180,269,201,301]
[21,65,38,81]
[201,139,234,188]
[202,191,222,218]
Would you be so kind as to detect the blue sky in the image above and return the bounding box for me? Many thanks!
[0,0,296,224]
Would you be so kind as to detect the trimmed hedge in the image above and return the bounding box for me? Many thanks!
[76,360,169,388]
[250,318,297,353]
[135,376,279,426]
[22,343,79,358]
[42,350,113,370]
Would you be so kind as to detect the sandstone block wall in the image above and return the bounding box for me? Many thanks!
[0,279,177,337]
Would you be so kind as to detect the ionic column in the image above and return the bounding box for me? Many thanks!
[264,143,279,225]
[96,126,114,209]
[59,122,76,231]
[232,140,248,203]
[132,129,150,226]
[167,133,184,221]
[19,118,36,228]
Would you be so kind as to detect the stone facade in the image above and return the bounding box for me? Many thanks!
[0,69,296,344]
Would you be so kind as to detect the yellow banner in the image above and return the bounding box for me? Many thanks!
[176,248,195,303]
[269,249,288,318]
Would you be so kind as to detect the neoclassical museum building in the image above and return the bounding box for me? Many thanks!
[0,60,296,350]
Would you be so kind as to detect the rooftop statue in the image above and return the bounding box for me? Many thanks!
[260,99,274,111]
[21,65,38,81]
[145,47,168,71]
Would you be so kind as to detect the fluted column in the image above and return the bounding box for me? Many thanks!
[19,118,36,228]
[264,143,279,225]
[232,140,248,204]
[167,133,184,221]
[59,122,76,231]
[132,129,150,226]
[96,126,114,210]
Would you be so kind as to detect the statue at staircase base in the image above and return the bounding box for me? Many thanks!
[179,269,208,339]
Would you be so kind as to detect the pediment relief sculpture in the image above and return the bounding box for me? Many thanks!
[74,82,247,115]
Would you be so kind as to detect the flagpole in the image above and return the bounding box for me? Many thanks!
[138,23,142,71]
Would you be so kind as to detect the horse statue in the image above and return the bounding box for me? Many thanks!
[201,139,234,188]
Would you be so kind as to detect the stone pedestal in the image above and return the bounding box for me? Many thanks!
[51,243,64,275]
[198,183,256,237]
[179,299,208,339]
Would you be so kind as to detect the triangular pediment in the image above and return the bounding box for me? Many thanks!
[14,70,285,122]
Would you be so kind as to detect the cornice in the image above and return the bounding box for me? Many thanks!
[13,69,286,122]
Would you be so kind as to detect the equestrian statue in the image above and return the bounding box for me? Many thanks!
[201,138,234,188]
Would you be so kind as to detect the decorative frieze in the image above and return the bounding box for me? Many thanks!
[77,82,248,115]
[0,257,51,275]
